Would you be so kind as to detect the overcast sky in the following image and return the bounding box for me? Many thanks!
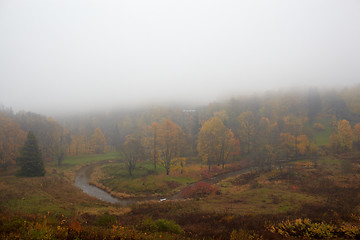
[1,0,360,114]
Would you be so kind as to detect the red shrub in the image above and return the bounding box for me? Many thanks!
[201,166,223,179]
[181,182,218,199]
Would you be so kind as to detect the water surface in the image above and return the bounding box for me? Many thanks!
[74,165,136,206]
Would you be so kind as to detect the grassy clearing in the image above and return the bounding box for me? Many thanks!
[0,152,129,220]
[95,161,199,196]
[313,128,331,146]
[200,170,324,215]
[52,152,122,181]
[60,152,121,167]
[0,172,111,217]
[195,155,359,217]
[317,156,342,166]
[311,116,333,146]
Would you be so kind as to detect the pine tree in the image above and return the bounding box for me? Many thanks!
[17,131,45,177]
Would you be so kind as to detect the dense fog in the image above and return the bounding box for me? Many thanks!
[1,0,360,114]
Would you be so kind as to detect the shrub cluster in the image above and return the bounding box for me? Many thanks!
[181,182,219,199]
[200,166,224,179]
[230,229,263,240]
[267,218,360,239]
[0,213,185,240]
[137,217,183,234]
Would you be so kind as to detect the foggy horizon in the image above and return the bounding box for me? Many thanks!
[1,0,360,115]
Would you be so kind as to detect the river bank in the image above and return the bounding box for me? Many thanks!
[74,161,257,205]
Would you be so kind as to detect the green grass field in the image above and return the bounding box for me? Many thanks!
[310,116,333,146]
[313,128,331,146]
[96,161,198,196]
[0,174,109,216]
[61,152,121,166]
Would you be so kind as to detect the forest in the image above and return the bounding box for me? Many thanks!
[1,86,360,239]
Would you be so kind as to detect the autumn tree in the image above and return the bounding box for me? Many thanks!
[181,110,200,155]
[296,134,310,155]
[341,85,360,117]
[353,123,360,145]
[15,112,69,162]
[173,157,187,174]
[324,92,349,119]
[197,117,239,171]
[255,117,271,150]
[91,128,106,153]
[121,135,144,176]
[263,144,276,168]
[330,119,353,152]
[213,110,229,124]
[0,114,26,170]
[237,111,255,154]
[283,116,304,157]
[337,120,353,151]
[17,131,45,177]
[143,122,160,169]
[158,119,185,175]
[220,129,240,168]
[108,124,121,152]
[280,132,295,161]
[43,117,69,164]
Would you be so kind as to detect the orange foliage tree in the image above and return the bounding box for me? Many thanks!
[0,114,26,169]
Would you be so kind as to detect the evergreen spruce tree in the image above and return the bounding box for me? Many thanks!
[17,131,45,177]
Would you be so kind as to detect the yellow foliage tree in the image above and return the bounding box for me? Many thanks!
[91,128,106,154]
[237,111,255,154]
[158,119,185,175]
[330,119,353,152]
[280,132,295,160]
[173,157,187,174]
[296,134,310,155]
[353,123,360,144]
[197,117,239,171]
[69,135,85,155]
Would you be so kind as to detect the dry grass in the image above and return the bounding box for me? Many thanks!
[0,169,121,217]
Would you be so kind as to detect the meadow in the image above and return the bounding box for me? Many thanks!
[2,149,360,239]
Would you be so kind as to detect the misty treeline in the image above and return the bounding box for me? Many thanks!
[1,86,360,172]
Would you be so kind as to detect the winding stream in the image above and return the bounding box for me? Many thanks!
[75,164,136,206]
[75,163,257,206]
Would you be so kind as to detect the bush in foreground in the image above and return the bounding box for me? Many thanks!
[138,217,183,234]
[267,218,360,239]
